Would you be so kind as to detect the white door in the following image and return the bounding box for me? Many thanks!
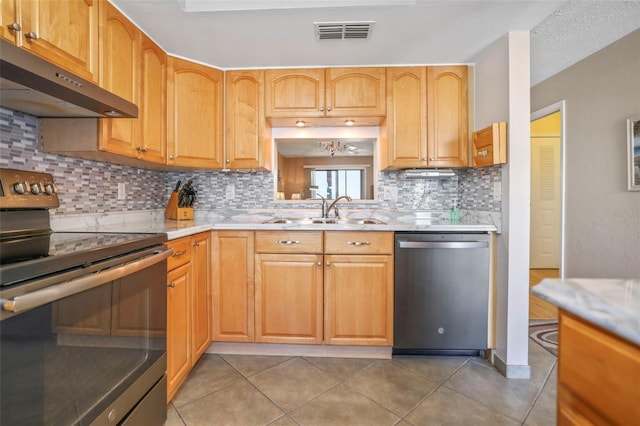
[530,136,561,268]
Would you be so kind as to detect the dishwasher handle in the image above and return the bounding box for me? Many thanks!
[397,240,489,249]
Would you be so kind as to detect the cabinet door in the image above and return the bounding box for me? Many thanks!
[225,70,272,170]
[426,66,469,167]
[265,69,325,118]
[20,0,98,82]
[255,253,323,344]
[98,2,140,158]
[211,231,255,342]
[0,0,18,43]
[326,67,386,117]
[167,56,224,168]
[138,34,167,164]
[167,263,191,401]
[191,232,211,364]
[382,67,427,169]
[324,254,394,346]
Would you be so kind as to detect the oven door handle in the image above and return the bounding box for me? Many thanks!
[1,248,173,314]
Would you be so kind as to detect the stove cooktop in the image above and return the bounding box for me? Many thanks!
[0,232,166,287]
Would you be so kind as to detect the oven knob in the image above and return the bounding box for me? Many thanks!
[13,181,30,194]
[44,183,57,195]
[30,183,43,195]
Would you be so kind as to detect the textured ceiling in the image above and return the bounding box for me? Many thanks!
[530,0,640,86]
[111,0,640,86]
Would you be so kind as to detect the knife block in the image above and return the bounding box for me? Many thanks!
[165,192,194,220]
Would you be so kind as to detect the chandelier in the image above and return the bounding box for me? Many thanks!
[317,140,356,157]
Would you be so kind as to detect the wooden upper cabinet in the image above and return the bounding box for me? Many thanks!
[381,67,428,169]
[427,66,469,167]
[138,34,167,164]
[13,0,99,82]
[381,65,469,169]
[225,70,272,170]
[98,2,140,159]
[265,67,385,120]
[167,56,224,168]
[0,0,19,44]
[265,69,325,118]
[325,67,385,117]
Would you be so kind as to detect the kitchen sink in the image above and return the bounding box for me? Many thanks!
[263,217,386,225]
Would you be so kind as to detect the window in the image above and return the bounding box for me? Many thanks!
[310,168,365,199]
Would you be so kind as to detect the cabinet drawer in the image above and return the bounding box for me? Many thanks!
[558,311,640,426]
[255,231,323,253]
[325,231,394,255]
[167,238,192,271]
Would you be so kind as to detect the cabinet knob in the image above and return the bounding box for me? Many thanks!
[169,155,174,160]
[347,241,370,246]
[430,157,435,161]
[168,283,176,288]
[25,31,38,40]
[193,242,200,247]
[9,22,21,31]
[317,262,322,267]
[226,159,230,163]
[326,262,330,267]
[422,157,427,162]
[319,106,324,112]
[326,106,331,111]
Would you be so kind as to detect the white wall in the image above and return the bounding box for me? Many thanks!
[474,32,532,378]
[531,29,640,279]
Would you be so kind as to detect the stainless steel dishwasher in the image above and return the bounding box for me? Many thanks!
[393,232,490,356]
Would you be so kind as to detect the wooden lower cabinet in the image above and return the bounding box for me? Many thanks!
[557,310,640,425]
[211,231,255,342]
[191,232,211,363]
[166,232,212,401]
[212,230,394,347]
[324,231,394,346]
[254,253,324,344]
[324,254,394,346]
[166,262,191,401]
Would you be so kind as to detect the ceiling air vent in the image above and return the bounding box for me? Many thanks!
[314,21,375,40]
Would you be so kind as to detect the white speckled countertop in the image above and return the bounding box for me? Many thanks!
[533,278,640,346]
[51,208,498,239]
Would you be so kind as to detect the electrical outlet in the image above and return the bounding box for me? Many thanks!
[225,184,235,200]
[493,181,501,202]
[117,183,126,200]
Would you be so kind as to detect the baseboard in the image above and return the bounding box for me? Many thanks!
[493,352,532,379]
[206,342,392,359]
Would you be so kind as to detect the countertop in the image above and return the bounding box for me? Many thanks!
[51,209,498,240]
[533,278,640,346]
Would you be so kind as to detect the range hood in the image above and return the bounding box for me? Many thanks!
[399,169,456,179]
[0,39,137,118]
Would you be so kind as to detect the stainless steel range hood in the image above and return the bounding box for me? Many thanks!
[0,39,137,118]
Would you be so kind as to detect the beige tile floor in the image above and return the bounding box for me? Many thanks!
[166,340,557,426]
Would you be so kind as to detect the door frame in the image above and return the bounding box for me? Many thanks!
[530,100,566,278]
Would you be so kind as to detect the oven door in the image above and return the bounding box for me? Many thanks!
[0,247,171,426]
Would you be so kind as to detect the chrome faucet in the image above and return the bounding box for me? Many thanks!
[325,195,352,218]
[317,194,327,218]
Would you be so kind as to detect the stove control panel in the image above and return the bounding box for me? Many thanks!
[0,168,60,209]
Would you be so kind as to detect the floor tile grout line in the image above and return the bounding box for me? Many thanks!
[519,357,558,425]
[398,356,475,421]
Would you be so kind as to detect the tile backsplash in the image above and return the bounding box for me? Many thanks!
[1,107,502,214]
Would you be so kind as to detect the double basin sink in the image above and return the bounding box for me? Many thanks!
[263,217,386,225]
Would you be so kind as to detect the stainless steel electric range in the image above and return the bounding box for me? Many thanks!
[0,168,170,425]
